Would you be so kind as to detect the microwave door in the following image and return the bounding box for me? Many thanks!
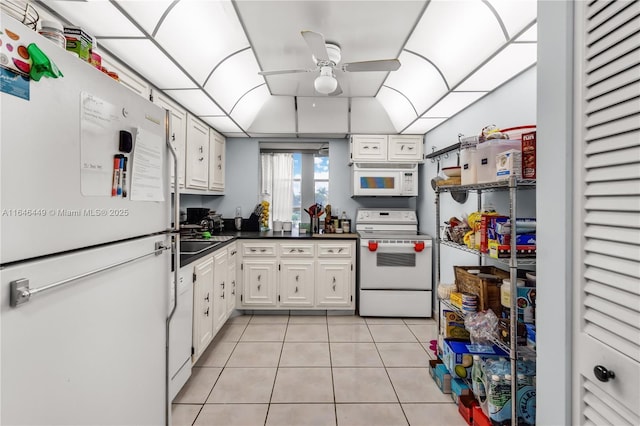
[354,171,401,196]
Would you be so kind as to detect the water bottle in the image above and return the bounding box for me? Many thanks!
[472,355,486,402]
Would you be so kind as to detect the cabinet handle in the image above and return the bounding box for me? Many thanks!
[205,307,209,317]
[372,146,379,150]
[332,277,336,284]
[221,281,225,289]
[290,248,296,253]
[594,365,615,382]
[295,275,299,282]
[250,248,257,252]
[260,248,267,253]
[198,157,204,162]
[172,133,176,142]
[257,274,261,282]
[232,290,235,295]
[232,280,235,287]
[363,145,369,150]
[221,293,224,299]
[408,146,414,151]
[400,144,405,151]
[297,249,303,253]
[218,154,222,160]
[328,249,334,253]
[218,164,222,170]
[199,146,203,153]
[338,248,343,253]
[257,284,261,291]
[231,250,237,256]
[332,284,336,292]
[295,286,299,293]
[205,293,209,302]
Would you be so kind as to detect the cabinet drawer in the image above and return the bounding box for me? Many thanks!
[279,244,314,257]
[242,243,277,256]
[317,243,352,257]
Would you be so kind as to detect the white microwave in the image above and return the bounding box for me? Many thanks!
[352,164,418,196]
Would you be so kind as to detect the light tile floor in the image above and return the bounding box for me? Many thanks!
[172,315,466,426]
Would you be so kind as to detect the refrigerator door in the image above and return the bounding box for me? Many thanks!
[0,17,170,264]
[0,235,170,425]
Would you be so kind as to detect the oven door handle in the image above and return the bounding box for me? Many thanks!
[368,241,378,252]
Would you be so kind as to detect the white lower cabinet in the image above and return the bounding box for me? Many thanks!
[191,256,214,363]
[239,240,355,310]
[212,249,228,333]
[226,243,237,317]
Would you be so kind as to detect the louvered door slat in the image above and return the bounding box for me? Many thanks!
[584,380,639,424]
[585,211,640,228]
[585,266,640,295]
[585,293,640,329]
[586,33,640,72]
[584,309,640,347]
[587,3,639,47]
[584,224,640,243]
[585,253,640,278]
[586,100,640,128]
[585,114,640,140]
[585,146,640,168]
[585,64,640,99]
[584,323,639,362]
[585,180,640,196]
[584,82,640,114]
[584,196,640,211]
[587,0,616,21]
[586,163,640,181]
[586,131,640,154]
[583,406,613,426]
[585,239,640,261]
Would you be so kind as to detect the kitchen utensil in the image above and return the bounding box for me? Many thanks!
[451,153,469,203]
[431,159,444,190]
[442,166,461,178]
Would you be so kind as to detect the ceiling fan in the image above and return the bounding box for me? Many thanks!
[258,30,401,96]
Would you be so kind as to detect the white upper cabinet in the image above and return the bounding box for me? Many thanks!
[185,114,210,189]
[100,53,151,100]
[154,93,187,188]
[208,129,225,192]
[351,134,424,163]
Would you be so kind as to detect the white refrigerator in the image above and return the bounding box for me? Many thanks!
[1,15,176,425]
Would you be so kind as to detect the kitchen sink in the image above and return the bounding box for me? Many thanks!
[179,240,220,255]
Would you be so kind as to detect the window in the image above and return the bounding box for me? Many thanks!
[260,145,329,226]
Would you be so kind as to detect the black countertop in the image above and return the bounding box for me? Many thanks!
[178,231,359,268]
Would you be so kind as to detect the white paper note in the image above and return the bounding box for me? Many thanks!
[130,127,164,202]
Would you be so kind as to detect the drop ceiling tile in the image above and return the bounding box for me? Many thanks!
[384,51,448,114]
[402,118,447,134]
[516,24,538,42]
[200,116,243,135]
[44,1,143,37]
[230,85,270,129]
[456,44,537,91]
[99,39,195,89]
[376,86,418,132]
[350,98,397,134]
[204,49,266,113]
[117,0,175,35]
[154,0,249,85]
[405,0,505,88]
[297,98,348,134]
[423,92,487,118]
[163,89,224,116]
[248,97,296,134]
[486,0,537,39]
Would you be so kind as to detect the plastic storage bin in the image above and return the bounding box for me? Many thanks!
[461,145,477,185]
[475,139,521,184]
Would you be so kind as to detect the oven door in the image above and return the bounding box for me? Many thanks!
[359,239,432,290]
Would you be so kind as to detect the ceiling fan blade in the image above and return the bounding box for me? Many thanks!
[301,30,329,61]
[329,80,343,96]
[342,59,401,72]
[258,69,313,76]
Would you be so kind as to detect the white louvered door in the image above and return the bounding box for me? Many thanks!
[573,1,640,425]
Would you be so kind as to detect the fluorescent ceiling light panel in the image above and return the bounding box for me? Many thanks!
[376,86,418,132]
[402,118,447,134]
[486,0,537,39]
[154,0,249,85]
[99,39,195,89]
[230,85,270,129]
[516,24,538,42]
[162,89,224,116]
[200,116,242,134]
[350,98,397,134]
[204,49,265,113]
[456,43,537,91]
[297,98,348,134]
[384,51,448,113]
[424,92,487,118]
[45,1,142,37]
[405,0,505,87]
[117,1,175,35]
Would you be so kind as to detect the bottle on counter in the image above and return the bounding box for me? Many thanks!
[341,211,350,233]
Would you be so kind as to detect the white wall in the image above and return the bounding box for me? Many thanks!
[417,66,537,283]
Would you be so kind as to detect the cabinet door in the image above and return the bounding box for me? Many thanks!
[241,260,277,306]
[100,53,151,99]
[192,256,214,362]
[185,115,209,189]
[279,260,314,307]
[213,250,228,332]
[350,135,387,162]
[154,94,186,188]
[208,130,225,191]
[226,244,237,316]
[316,260,352,307]
[388,135,424,162]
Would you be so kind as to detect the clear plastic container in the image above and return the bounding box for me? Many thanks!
[38,19,66,49]
[461,145,477,185]
[475,139,522,183]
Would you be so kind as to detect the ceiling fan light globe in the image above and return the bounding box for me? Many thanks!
[314,74,337,94]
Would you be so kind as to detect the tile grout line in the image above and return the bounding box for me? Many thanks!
[327,316,339,426]
[264,315,289,426]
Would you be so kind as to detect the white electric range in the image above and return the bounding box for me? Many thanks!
[356,208,433,317]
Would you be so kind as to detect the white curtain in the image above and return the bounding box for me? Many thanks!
[261,153,293,224]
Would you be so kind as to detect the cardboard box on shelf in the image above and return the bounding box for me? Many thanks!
[458,395,479,425]
[444,310,471,340]
[521,131,536,179]
[451,378,472,405]
[442,340,509,380]
[64,27,92,61]
[429,358,443,380]
[434,363,452,394]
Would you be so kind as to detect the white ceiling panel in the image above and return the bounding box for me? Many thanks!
[154,0,249,85]
[350,98,396,134]
[376,86,418,132]
[200,116,243,135]
[405,0,505,88]
[384,51,448,114]
[204,49,265,113]
[248,97,296,134]
[516,24,538,42]
[100,39,195,89]
[487,0,537,39]
[402,118,447,134]
[117,0,175,35]
[297,97,348,134]
[162,89,224,116]
[230,84,270,129]
[423,92,487,118]
[44,1,142,37]
[456,43,537,91]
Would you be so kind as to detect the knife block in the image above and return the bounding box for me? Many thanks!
[247,213,261,232]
